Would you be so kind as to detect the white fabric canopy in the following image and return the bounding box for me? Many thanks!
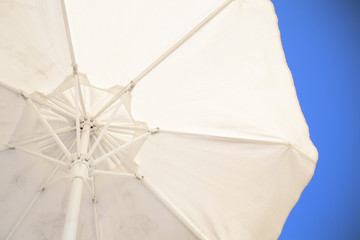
[0,0,317,239]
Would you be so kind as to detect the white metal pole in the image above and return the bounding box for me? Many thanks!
[75,78,81,157]
[62,124,90,240]
[62,177,84,240]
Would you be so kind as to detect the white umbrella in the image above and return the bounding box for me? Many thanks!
[0,0,318,239]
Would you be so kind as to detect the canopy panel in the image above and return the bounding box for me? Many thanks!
[93,176,198,240]
[0,149,55,239]
[65,0,224,88]
[0,0,71,93]
[137,132,315,239]
[0,87,25,150]
[2,173,197,240]
[131,0,317,161]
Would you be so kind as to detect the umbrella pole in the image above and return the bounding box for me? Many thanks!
[62,124,90,240]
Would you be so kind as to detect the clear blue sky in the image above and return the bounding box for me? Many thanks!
[271,0,360,239]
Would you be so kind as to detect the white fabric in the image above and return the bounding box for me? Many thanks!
[0,88,25,150]
[137,133,315,239]
[0,149,54,239]
[65,0,223,88]
[131,0,317,161]
[0,82,196,239]
[1,166,196,240]
[0,0,71,93]
[94,176,197,240]
[0,0,318,239]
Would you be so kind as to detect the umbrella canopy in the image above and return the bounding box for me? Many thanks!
[0,0,318,239]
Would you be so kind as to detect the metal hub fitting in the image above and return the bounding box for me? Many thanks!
[70,161,89,180]
[79,115,98,135]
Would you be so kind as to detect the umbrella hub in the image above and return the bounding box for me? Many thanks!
[70,153,92,178]
[79,115,98,135]
[70,160,89,181]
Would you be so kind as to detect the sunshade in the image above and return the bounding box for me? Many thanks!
[0,0,318,239]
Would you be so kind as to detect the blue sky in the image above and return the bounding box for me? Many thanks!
[271,0,360,239]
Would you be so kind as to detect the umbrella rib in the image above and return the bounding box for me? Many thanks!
[60,0,76,67]
[0,145,9,152]
[38,137,75,156]
[93,136,121,169]
[75,78,81,156]
[60,0,87,116]
[28,99,73,161]
[105,124,149,132]
[102,133,138,172]
[44,175,70,190]
[93,132,150,166]
[0,81,74,121]
[140,177,207,240]
[159,129,290,145]
[48,97,75,116]
[104,131,128,145]
[39,141,59,152]
[84,178,94,197]
[91,177,101,240]
[90,169,205,239]
[291,145,317,164]
[159,129,316,162]
[9,126,75,147]
[87,101,123,159]
[92,0,235,119]
[101,141,128,171]
[16,146,68,168]
[91,91,113,116]
[92,86,127,120]
[105,127,135,136]
[32,97,75,121]
[128,0,234,87]
[96,135,138,172]
[92,170,135,178]
[38,107,69,121]
[0,81,21,95]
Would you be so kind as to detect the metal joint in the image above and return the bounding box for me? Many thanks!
[73,64,78,75]
[20,91,30,99]
[125,81,135,93]
[135,173,144,180]
[6,144,15,150]
[148,127,160,135]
